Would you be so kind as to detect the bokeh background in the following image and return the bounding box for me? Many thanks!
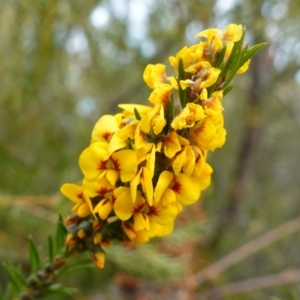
[1,0,300,299]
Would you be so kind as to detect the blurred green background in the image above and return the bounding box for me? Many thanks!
[1,0,300,299]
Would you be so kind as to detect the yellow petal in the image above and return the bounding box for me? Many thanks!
[148,84,172,105]
[172,148,187,175]
[163,131,181,158]
[148,218,163,237]
[154,171,174,203]
[114,188,134,220]
[172,174,202,205]
[83,177,114,198]
[223,24,243,42]
[141,167,153,206]
[152,106,166,135]
[156,221,174,237]
[151,202,178,225]
[183,145,196,175]
[60,183,82,203]
[110,150,138,182]
[73,201,91,218]
[139,105,160,133]
[143,63,167,89]
[133,212,150,231]
[114,188,145,220]
[104,169,120,186]
[134,230,150,244]
[122,222,136,240]
[118,104,151,119]
[91,115,120,143]
[79,143,109,180]
[107,133,127,155]
[117,120,139,141]
[91,251,105,269]
[130,168,142,203]
[160,188,177,205]
[237,59,250,74]
[94,199,113,220]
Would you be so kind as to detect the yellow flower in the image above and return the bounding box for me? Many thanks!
[60,183,91,217]
[171,103,205,130]
[222,23,243,43]
[172,145,205,176]
[148,84,173,106]
[169,43,205,71]
[117,120,139,141]
[195,29,223,55]
[187,111,226,151]
[139,104,166,134]
[154,171,202,206]
[196,23,242,43]
[79,142,138,182]
[93,187,125,220]
[114,187,179,239]
[184,61,221,89]
[91,114,122,144]
[160,131,189,159]
[143,64,167,89]
[83,176,115,198]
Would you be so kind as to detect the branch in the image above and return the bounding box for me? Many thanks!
[187,216,300,288]
[197,269,300,298]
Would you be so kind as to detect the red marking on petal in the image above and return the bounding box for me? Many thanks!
[161,90,172,105]
[132,203,145,213]
[96,187,113,196]
[148,205,159,216]
[97,160,108,170]
[123,222,135,233]
[110,157,121,172]
[102,132,112,141]
[111,193,117,204]
[172,179,182,194]
[77,193,83,199]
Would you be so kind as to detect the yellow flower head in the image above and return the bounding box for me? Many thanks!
[60,23,262,260]
[143,64,167,89]
[187,112,226,151]
[171,103,205,130]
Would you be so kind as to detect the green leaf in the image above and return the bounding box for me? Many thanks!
[177,59,188,107]
[2,263,25,293]
[28,235,41,273]
[215,45,227,69]
[54,214,67,256]
[57,259,94,277]
[48,236,54,263]
[47,284,77,296]
[1,283,14,300]
[241,42,267,65]
[223,85,234,96]
[164,95,174,134]
[133,107,141,120]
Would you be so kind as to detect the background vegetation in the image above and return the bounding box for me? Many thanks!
[1,0,300,299]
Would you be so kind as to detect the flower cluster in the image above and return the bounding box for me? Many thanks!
[61,24,260,268]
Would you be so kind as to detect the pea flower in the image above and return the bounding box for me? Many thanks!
[60,23,264,269]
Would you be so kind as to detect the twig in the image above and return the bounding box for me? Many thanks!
[187,216,300,288]
[197,269,300,299]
